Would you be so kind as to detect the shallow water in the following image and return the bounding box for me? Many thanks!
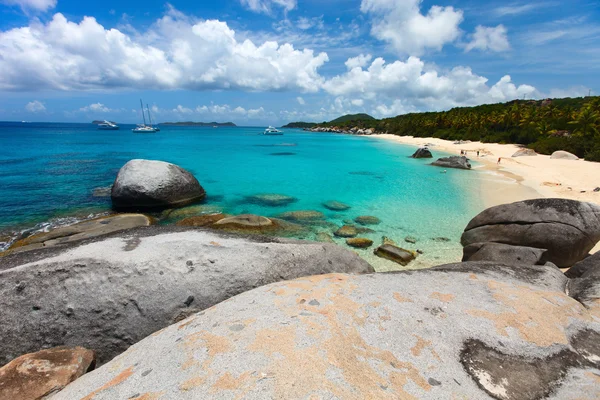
[0,122,484,270]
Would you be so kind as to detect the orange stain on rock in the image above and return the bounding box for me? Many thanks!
[180,376,206,391]
[430,292,455,303]
[129,392,164,400]
[210,371,253,393]
[393,292,413,303]
[410,336,432,357]
[81,366,134,400]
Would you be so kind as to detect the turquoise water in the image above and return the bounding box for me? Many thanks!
[0,122,484,270]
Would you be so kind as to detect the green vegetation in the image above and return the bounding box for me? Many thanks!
[328,113,375,124]
[320,97,600,162]
[160,121,236,127]
[282,122,317,128]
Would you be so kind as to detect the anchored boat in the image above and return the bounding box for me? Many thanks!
[132,99,159,133]
[263,126,283,135]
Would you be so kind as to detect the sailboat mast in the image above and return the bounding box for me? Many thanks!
[147,104,152,127]
[140,99,147,125]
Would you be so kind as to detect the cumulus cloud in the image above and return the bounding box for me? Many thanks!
[345,54,373,69]
[240,0,296,15]
[25,100,46,112]
[0,11,328,92]
[296,96,305,105]
[1,0,56,12]
[465,25,510,52]
[170,103,269,119]
[79,103,112,113]
[360,0,464,55]
[323,56,538,112]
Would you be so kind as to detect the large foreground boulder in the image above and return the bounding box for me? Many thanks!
[462,242,548,265]
[461,199,600,267]
[0,227,373,365]
[0,346,95,400]
[53,263,600,400]
[431,156,471,170]
[111,159,206,211]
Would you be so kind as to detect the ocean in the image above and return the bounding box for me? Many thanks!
[0,121,484,270]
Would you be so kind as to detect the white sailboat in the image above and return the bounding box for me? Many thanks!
[132,99,159,133]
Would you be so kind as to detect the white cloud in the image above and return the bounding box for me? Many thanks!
[0,11,328,93]
[25,100,46,112]
[351,99,364,107]
[465,25,510,52]
[360,0,464,55]
[296,16,324,30]
[323,56,538,112]
[345,54,372,70]
[296,96,305,105]
[1,0,56,12]
[240,0,296,15]
[493,3,540,17]
[174,105,193,114]
[79,103,112,113]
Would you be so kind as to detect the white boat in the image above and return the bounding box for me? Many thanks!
[263,126,283,135]
[132,99,159,133]
[97,120,119,130]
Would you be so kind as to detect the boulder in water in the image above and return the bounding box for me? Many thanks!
[0,226,373,365]
[0,346,95,400]
[374,243,416,266]
[322,200,351,211]
[550,150,579,160]
[244,193,297,207]
[354,216,381,225]
[411,147,433,158]
[346,237,374,248]
[111,159,206,211]
[461,199,600,267]
[275,210,325,222]
[334,225,358,238]
[431,156,471,170]
[176,213,228,227]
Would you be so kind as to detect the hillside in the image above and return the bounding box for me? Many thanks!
[281,122,317,128]
[159,121,236,127]
[316,97,600,162]
[328,113,375,124]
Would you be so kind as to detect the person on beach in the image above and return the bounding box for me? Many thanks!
[497,157,501,164]
[477,151,480,157]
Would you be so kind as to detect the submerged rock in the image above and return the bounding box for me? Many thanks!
[550,150,579,160]
[4,214,153,255]
[52,263,600,400]
[333,225,358,238]
[404,236,417,244]
[374,244,416,266]
[160,204,223,221]
[411,147,433,158]
[244,193,297,207]
[322,200,351,211]
[275,210,325,222]
[0,346,96,400]
[91,186,112,197]
[0,227,373,365]
[461,199,600,267]
[512,148,537,157]
[346,237,373,248]
[354,216,381,225]
[431,156,471,170]
[315,232,335,243]
[176,213,228,227]
[111,159,206,211]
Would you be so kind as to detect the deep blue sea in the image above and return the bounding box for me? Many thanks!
[0,121,484,270]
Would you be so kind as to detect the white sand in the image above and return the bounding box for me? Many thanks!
[373,134,600,254]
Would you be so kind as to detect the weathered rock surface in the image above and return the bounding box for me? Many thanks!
[275,210,325,222]
[550,150,579,160]
[176,213,228,227]
[53,263,600,400]
[431,156,471,170]
[160,204,223,221]
[566,252,600,278]
[210,214,309,237]
[463,242,548,265]
[512,148,537,157]
[244,193,297,207]
[374,244,416,266]
[461,199,600,267]
[354,215,381,225]
[3,214,153,255]
[411,147,433,158]
[0,227,373,365]
[333,225,358,238]
[0,346,95,400]
[322,200,351,211]
[345,237,373,248]
[111,159,206,211]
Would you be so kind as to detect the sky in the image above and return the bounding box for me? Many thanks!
[0,0,598,125]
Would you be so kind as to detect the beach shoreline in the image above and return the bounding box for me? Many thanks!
[373,133,600,253]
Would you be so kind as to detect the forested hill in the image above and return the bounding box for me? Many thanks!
[321,97,600,162]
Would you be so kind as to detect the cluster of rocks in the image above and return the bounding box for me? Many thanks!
[308,126,376,135]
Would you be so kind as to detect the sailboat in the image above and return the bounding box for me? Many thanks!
[132,99,158,133]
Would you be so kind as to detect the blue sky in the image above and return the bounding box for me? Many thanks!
[0,0,598,125]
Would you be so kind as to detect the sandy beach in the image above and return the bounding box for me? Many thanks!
[374,133,600,253]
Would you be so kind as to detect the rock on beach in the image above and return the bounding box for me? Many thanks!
[431,156,471,170]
